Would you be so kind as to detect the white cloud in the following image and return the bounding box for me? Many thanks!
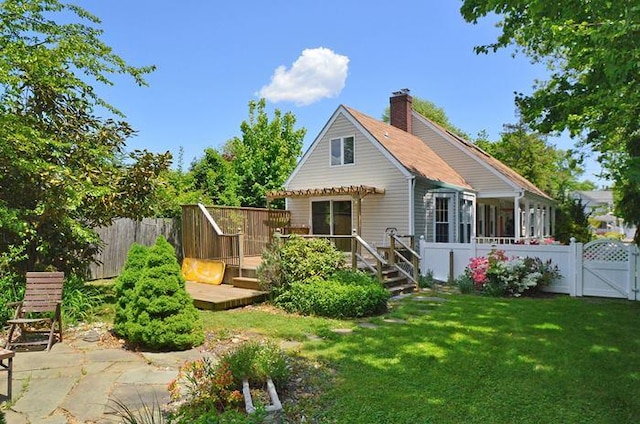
[258,47,349,106]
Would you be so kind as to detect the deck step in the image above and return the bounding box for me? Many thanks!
[232,276,261,290]
[388,283,417,296]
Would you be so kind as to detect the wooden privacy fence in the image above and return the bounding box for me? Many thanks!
[181,204,290,266]
[89,218,179,280]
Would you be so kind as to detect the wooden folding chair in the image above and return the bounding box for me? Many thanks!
[5,272,64,351]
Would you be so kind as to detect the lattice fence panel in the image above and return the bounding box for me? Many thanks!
[583,240,629,262]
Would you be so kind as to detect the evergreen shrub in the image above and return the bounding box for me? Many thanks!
[115,237,204,350]
[113,243,149,336]
[275,270,389,318]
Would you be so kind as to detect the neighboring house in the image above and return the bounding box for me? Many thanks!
[574,190,635,239]
[267,90,555,245]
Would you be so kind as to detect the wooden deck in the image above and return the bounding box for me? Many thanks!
[186,281,268,311]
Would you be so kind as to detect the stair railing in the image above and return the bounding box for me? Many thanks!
[351,229,387,283]
[388,232,421,287]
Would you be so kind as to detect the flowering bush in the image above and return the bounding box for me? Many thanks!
[465,249,560,297]
[169,357,244,417]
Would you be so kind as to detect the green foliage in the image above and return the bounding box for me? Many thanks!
[0,0,171,276]
[62,274,103,324]
[189,148,240,207]
[460,1,640,242]
[555,198,593,244]
[0,409,5,424]
[169,357,244,420]
[222,340,290,388]
[107,397,167,424]
[476,122,593,199]
[113,244,149,336]
[115,237,204,351]
[419,269,435,289]
[275,271,390,318]
[227,99,306,208]
[382,96,470,139]
[0,273,23,326]
[169,340,289,423]
[257,234,346,293]
[173,98,305,211]
[455,273,475,294]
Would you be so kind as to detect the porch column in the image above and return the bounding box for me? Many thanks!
[524,199,531,238]
[514,196,521,239]
[353,196,362,235]
[550,206,555,237]
[544,205,550,237]
[534,203,541,238]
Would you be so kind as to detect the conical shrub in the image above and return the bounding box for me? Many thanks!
[118,236,204,350]
[113,243,149,336]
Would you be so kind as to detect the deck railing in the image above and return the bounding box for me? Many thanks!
[181,204,290,267]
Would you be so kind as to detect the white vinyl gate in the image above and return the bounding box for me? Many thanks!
[419,238,640,301]
[577,239,640,300]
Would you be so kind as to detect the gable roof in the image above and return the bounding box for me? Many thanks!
[343,106,473,190]
[412,112,552,201]
[575,190,613,206]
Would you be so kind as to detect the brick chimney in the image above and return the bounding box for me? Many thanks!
[390,88,413,133]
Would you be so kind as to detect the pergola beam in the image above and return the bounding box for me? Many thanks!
[266,185,385,200]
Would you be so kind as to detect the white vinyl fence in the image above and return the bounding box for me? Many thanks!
[419,238,639,301]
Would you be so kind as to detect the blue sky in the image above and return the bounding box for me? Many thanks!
[78,0,602,183]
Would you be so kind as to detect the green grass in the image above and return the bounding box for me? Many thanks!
[200,294,640,423]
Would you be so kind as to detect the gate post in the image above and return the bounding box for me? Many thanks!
[568,238,576,296]
[630,245,639,301]
[575,240,584,297]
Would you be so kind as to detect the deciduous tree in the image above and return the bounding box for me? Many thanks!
[226,99,305,208]
[476,122,595,199]
[0,0,171,275]
[460,1,640,241]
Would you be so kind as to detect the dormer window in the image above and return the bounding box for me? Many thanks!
[330,136,354,166]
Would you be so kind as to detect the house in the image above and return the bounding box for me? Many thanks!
[573,190,635,239]
[267,90,555,246]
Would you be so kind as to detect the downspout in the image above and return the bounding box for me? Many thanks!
[514,189,525,240]
[408,176,415,236]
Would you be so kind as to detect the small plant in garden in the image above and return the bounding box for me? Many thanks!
[222,340,290,387]
[169,357,244,419]
[62,274,103,324]
[419,269,436,289]
[107,397,167,424]
[455,273,475,294]
[115,236,204,350]
[465,249,560,297]
[257,233,345,293]
[169,341,288,422]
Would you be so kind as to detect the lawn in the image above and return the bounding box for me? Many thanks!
[202,293,640,423]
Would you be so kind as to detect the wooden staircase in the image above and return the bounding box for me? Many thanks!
[376,264,417,296]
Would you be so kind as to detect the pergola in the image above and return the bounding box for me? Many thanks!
[265,185,385,235]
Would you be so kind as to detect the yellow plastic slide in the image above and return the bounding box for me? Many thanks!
[181,258,226,285]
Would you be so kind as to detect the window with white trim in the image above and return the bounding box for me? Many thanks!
[459,197,473,243]
[330,136,354,166]
[435,196,452,242]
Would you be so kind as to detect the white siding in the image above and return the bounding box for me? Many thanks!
[286,114,410,242]
[412,116,513,194]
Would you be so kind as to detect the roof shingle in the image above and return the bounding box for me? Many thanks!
[344,106,472,190]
